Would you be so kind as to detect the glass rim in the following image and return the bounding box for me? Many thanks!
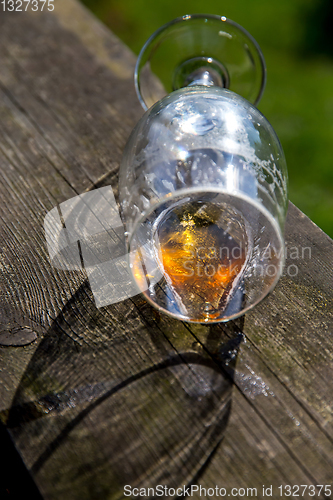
[126,186,285,323]
[134,13,267,110]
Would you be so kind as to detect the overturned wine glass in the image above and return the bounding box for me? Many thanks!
[119,14,288,323]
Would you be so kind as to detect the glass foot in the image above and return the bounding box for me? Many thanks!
[135,14,266,110]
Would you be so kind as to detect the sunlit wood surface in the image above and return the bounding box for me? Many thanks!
[0,1,332,498]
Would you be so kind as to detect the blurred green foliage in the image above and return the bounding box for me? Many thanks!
[80,0,333,237]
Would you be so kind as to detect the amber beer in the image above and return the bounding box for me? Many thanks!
[154,201,249,320]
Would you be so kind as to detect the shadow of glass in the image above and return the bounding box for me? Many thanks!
[2,277,244,499]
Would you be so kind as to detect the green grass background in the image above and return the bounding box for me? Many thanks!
[80,0,333,238]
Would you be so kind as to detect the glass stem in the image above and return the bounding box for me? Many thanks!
[186,67,225,88]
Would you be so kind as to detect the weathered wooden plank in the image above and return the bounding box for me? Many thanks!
[0,1,332,499]
[0,0,141,413]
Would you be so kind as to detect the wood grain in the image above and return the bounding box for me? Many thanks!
[0,1,332,499]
